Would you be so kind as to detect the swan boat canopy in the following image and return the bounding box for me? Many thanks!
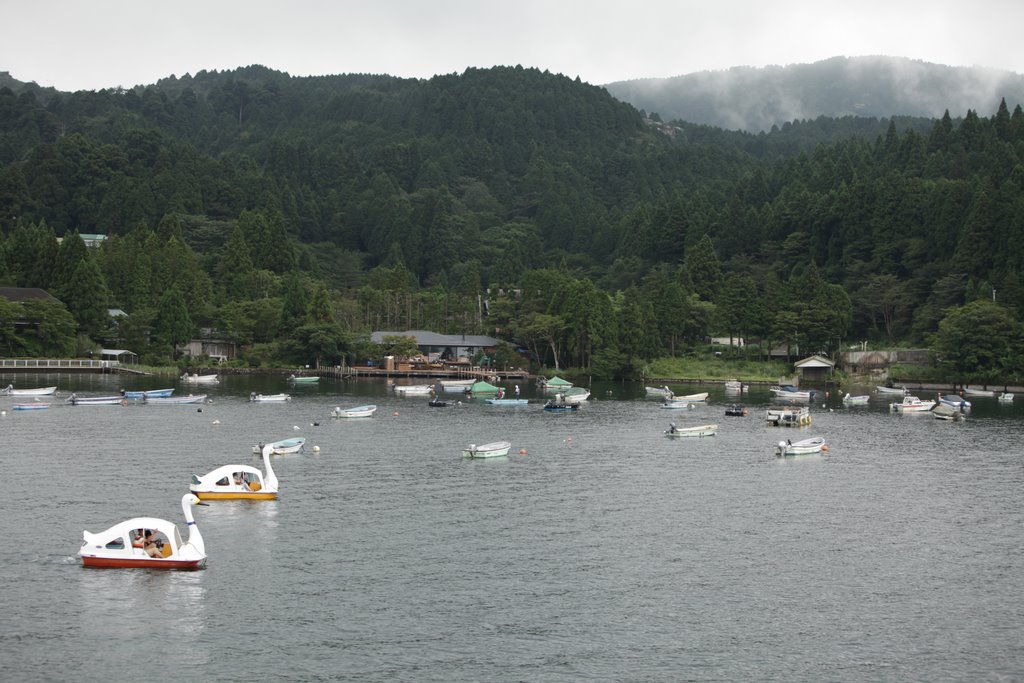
[79,494,208,570]
[2,384,58,396]
[331,404,377,418]
[191,444,279,500]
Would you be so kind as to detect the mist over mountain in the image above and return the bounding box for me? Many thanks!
[604,56,1024,132]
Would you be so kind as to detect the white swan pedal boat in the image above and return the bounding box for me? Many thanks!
[79,494,208,570]
[191,443,279,500]
[462,441,512,458]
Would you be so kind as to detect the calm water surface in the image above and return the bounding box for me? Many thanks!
[2,374,1023,681]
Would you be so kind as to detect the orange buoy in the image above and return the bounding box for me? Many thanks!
[821,445,829,452]
[392,411,399,416]
[519,448,527,455]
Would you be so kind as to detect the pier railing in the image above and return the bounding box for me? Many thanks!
[0,358,120,370]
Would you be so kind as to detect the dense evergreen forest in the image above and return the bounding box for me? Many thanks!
[1,65,1023,379]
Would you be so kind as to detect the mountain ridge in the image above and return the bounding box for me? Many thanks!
[603,56,1024,132]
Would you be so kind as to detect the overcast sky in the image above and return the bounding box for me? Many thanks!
[4,0,1023,91]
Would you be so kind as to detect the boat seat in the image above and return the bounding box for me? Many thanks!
[161,544,173,558]
[248,481,262,491]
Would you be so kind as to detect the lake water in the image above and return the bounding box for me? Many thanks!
[2,374,1023,681]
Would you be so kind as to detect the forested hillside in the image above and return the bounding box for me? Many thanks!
[1,64,1023,379]
[606,56,1024,132]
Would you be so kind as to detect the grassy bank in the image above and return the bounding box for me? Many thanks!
[645,358,792,382]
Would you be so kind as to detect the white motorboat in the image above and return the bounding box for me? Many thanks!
[770,387,813,401]
[664,423,717,437]
[562,389,590,404]
[393,384,434,395]
[774,436,827,456]
[662,399,696,410]
[674,392,708,402]
[765,405,811,426]
[181,373,219,383]
[145,394,207,404]
[67,393,127,406]
[875,385,908,395]
[843,393,869,405]
[724,380,748,392]
[78,494,208,570]
[645,386,674,397]
[890,396,936,412]
[462,441,512,458]
[932,404,965,421]
[1,384,57,396]
[939,395,971,411]
[331,404,377,418]
[963,387,996,397]
[439,378,475,391]
[253,437,306,455]
[249,392,291,403]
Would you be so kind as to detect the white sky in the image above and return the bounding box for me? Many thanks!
[4,0,1023,91]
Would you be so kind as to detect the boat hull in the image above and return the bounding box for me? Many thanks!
[13,403,50,410]
[80,556,206,570]
[190,490,278,501]
[146,395,206,404]
[666,424,717,437]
